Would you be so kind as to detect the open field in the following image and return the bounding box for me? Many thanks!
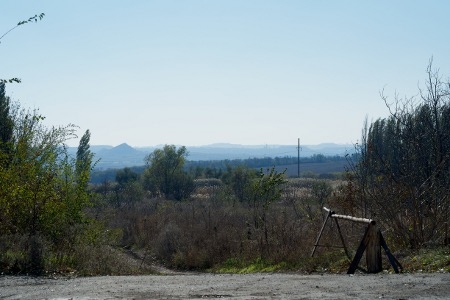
[1,272,449,299]
[273,161,348,177]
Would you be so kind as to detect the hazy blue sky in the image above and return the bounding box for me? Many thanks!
[2,1,450,147]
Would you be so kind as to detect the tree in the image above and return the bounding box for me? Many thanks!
[116,167,139,186]
[0,13,107,275]
[0,84,100,273]
[250,167,287,257]
[1,13,45,84]
[0,100,74,273]
[311,180,332,208]
[0,83,14,165]
[76,130,94,185]
[113,167,143,207]
[221,165,257,202]
[344,60,450,248]
[63,129,95,224]
[143,145,194,200]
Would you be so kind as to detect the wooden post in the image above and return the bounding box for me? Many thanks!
[311,209,332,257]
[347,221,382,274]
[316,207,401,274]
[365,222,382,273]
[334,218,351,260]
[380,233,403,273]
[347,223,370,274]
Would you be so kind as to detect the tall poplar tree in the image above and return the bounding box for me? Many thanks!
[345,61,450,248]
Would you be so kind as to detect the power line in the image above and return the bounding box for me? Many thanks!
[297,138,301,178]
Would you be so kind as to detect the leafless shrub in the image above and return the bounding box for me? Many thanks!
[100,178,351,271]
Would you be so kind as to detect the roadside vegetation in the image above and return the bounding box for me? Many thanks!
[0,14,448,275]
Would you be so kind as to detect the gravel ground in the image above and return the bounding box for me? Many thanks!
[1,272,449,299]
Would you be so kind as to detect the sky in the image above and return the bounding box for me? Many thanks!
[1,1,450,147]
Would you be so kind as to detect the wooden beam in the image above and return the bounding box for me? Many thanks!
[347,224,370,274]
[323,207,373,224]
[365,223,382,273]
[320,207,401,274]
[334,218,351,260]
[380,233,403,273]
[311,210,332,257]
[330,213,373,224]
[347,223,382,274]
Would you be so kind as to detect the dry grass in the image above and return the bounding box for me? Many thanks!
[79,178,449,275]
[98,178,364,273]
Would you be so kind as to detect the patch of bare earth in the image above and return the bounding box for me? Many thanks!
[1,272,449,299]
[2,249,449,299]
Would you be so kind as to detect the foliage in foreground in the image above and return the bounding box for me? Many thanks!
[0,84,108,275]
[399,246,450,273]
[2,57,450,276]
[342,61,450,249]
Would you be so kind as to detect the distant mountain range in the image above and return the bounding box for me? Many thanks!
[69,143,356,170]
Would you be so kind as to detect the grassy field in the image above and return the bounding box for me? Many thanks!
[271,161,347,177]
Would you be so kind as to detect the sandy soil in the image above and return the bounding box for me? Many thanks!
[1,272,449,299]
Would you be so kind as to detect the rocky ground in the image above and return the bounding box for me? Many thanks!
[1,272,449,299]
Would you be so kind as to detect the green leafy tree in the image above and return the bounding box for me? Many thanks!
[143,145,194,200]
[221,165,257,202]
[0,13,109,275]
[63,129,95,225]
[0,83,14,165]
[113,167,143,207]
[76,130,94,188]
[116,167,139,186]
[0,86,99,273]
[0,101,76,273]
[250,167,287,257]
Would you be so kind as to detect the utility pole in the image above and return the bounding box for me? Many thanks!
[297,138,300,178]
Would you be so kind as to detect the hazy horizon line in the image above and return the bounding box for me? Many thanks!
[75,141,356,148]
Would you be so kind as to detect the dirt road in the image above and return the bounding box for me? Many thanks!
[1,272,449,299]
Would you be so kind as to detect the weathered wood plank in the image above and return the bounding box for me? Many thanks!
[365,223,382,273]
[311,210,332,257]
[334,217,351,260]
[380,233,403,273]
[323,207,373,224]
[347,224,370,274]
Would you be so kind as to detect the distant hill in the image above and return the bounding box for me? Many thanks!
[140,143,354,161]
[94,143,148,169]
[68,143,355,170]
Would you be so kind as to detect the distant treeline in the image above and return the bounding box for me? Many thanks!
[190,153,346,168]
[90,154,352,184]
